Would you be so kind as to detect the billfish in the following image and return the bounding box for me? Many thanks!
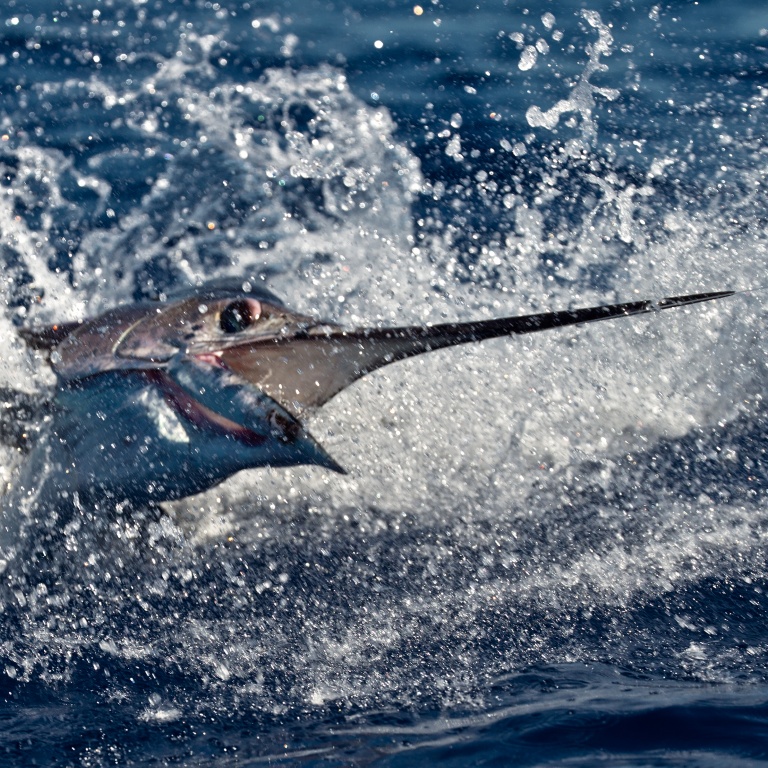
[2,282,733,527]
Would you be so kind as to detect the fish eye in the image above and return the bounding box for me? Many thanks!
[219,299,256,333]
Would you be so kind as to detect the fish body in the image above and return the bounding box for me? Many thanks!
[1,282,734,559]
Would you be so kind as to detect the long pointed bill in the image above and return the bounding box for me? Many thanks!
[219,291,735,416]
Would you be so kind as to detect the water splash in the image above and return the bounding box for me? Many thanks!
[525,10,619,147]
[0,5,767,726]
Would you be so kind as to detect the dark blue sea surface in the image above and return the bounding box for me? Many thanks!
[1,0,768,765]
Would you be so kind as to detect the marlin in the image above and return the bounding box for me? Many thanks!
[2,282,733,526]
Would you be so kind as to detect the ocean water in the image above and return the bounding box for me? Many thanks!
[1,0,768,765]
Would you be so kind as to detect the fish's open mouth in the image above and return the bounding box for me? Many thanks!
[144,359,347,473]
[144,369,269,448]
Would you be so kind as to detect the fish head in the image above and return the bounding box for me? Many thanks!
[25,283,348,487]
[48,283,323,380]
[33,280,454,421]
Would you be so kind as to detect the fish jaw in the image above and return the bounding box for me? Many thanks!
[39,364,344,508]
[160,353,346,475]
